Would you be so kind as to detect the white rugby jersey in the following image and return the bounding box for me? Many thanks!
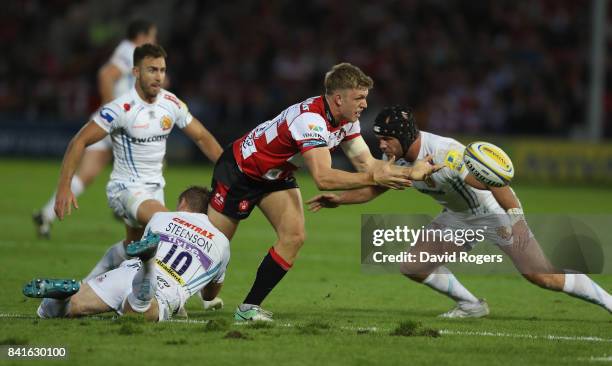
[144,211,230,303]
[108,40,136,97]
[389,131,498,214]
[92,88,193,184]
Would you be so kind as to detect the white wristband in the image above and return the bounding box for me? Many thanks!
[507,208,524,225]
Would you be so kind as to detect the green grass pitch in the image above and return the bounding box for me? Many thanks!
[0,159,610,366]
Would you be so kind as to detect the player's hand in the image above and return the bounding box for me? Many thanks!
[54,188,78,220]
[511,218,531,251]
[408,155,445,181]
[202,296,224,311]
[373,155,412,190]
[306,193,342,212]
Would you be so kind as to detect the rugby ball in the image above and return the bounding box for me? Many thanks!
[463,141,514,187]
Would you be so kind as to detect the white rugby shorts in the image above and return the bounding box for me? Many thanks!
[87,259,183,321]
[106,180,165,228]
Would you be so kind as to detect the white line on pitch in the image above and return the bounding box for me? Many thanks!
[578,355,612,362]
[2,313,611,343]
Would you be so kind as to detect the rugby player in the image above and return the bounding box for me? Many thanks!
[24,186,229,322]
[54,44,223,285]
[34,19,158,239]
[308,105,612,317]
[207,64,442,321]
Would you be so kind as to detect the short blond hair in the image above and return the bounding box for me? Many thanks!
[324,62,374,95]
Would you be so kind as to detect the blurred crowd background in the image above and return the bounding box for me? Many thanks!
[1,0,610,147]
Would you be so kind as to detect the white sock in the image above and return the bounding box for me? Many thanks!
[563,273,612,312]
[83,240,128,282]
[127,259,156,312]
[41,176,85,223]
[423,266,479,304]
[37,298,71,318]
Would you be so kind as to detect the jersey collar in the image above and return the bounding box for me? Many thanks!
[131,87,159,106]
[322,95,339,128]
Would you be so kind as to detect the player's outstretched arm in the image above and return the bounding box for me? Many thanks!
[55,122,107,220]
[341,136,378,172]
[182,118,223,163]
[342,137,408,182]
[341,138,443,183]
[409,154,445,180]
[303,147,412,190]
[306,186,388,212]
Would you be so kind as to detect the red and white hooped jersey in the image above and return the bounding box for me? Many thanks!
[233,96,361,181]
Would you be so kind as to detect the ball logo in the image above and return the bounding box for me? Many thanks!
[481,146,511,170]
[160,116,173,131]
[464,141,514,187]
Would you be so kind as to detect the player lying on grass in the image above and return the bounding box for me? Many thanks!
[308,105,612,317]
[24,186,229,322]
[207,63,443,321]
[53,44,223,289]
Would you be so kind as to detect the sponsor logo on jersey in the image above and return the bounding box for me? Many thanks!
[172,217,215,239]
[308,124,323,132]
[133,122,149,129]
[156,275,171,288]
[238,200,250,212]
[161,116,173,131]
[302,139,327,148]
[445,150,464,172]
[156,259,186,285]
[300,132,322,139]
[130,135,170,143]
[99,107,117,123]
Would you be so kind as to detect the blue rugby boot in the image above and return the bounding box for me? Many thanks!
[23,278,79,299]
[126,232,161,261]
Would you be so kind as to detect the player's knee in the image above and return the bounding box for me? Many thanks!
[279,231,306,250]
